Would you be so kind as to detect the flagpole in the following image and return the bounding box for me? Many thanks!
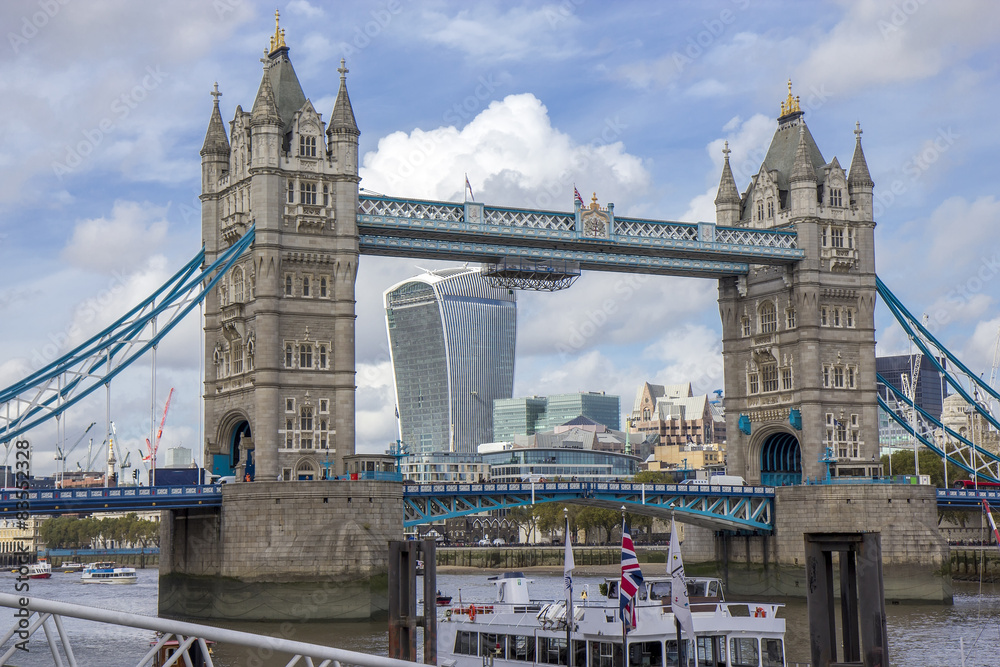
[564,508,573,667]
[621,507,628,667]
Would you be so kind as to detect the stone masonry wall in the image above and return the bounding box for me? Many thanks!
[159,481,404,620]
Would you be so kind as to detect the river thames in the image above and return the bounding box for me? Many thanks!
[2,569,999,666]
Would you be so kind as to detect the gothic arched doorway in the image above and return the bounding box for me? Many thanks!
[760,432,801,486]
[230,421,253,478]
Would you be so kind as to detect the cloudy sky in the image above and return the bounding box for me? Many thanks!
[1,0,998,476]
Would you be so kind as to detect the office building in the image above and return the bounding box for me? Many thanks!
[876,354,947,420]
[629,382,726,446]
[385,267,516,456]
[493,392,621,440]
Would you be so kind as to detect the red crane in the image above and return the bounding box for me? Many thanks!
[145,388,174,476]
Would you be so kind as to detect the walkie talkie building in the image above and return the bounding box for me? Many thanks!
[384,267,516,456]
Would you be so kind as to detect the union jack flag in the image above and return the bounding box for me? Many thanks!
[619,520,644,631]
[574,186,584,206]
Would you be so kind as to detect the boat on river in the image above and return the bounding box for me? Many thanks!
[81,561,138,585]
[27,559,52,579]
[437,572,786,667]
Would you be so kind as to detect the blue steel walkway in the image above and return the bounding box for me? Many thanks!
[3,483,988,527]
[403,481,776,532]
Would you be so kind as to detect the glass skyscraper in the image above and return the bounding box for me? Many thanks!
[384,267,516,455]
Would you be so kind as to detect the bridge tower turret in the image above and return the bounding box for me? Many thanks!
[201,13,359,483]
[717,82,879,486]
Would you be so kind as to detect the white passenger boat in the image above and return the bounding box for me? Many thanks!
[81,561,138,585]
[438,572,786,667]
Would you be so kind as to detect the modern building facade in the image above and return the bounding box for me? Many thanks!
[876,354,947,420]
[493,396,547,442]
[493,392,621,440]
[717,85,880,485]
[544,392,620,431]
[482,447,641,482]
[201,20,360,482]
[385,267,516,456]
[164,446,193,468]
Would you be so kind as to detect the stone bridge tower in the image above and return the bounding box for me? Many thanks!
[199,13,359,482]
[717,83,879,485]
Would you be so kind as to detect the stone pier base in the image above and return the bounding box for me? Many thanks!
[159,481,402,621]
[681,484,952,603]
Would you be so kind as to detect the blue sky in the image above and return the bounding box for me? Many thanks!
[1,0,999,474]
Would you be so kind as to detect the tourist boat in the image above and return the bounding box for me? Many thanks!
[27,559,52,579]
[150,633,214,667]
[437,572,786,667]
[57,562,84,573]
[81,561,138,584]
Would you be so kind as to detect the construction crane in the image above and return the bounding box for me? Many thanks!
[144,388,174,485]
[54,421,96,487]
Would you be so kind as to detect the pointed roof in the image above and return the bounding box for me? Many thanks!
[266,52,307,131]
[201,82,230,156]
[714,141,741,206]
[250,67,281,127]
[848,122,874,187]
[790,125,817,184]
[328,59,359,137]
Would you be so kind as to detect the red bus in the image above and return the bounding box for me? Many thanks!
[953,480,1000,489]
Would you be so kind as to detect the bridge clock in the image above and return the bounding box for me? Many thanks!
[582,212,609,238]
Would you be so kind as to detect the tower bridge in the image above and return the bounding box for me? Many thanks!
[1,17,995,617]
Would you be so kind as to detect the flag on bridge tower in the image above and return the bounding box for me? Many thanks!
[465,174,475,202]
[574,185,584,207]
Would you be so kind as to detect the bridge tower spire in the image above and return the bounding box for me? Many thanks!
[718,83,879,485]
[201,19,359,483]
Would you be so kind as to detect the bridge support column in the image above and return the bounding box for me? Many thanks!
[160,481,402,620]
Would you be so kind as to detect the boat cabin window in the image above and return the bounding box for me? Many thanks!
[480,633,504,659]
[761,639,784,667]
[589,640,623,667]
[706,581,721,598]
[455,631,477,656]
[649,581,671,600]
[730,637,760,667]
[697,636,727,667]
[538,636,567,665]
[511,636,535,662]
[628,640,663,667]
[665,640,695,667]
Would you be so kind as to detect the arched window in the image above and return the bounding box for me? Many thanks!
[759,301,777,334]
[232,267,244,303]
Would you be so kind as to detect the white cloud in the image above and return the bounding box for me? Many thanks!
[356,359,398,453]
[360,93,650,209]
[61,200,169,273]
[416,4,583,62]
[681,113,774,222]
[286,1,325,19]
[797,0,1000,95]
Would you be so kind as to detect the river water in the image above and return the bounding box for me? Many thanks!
[2,569,1000,666]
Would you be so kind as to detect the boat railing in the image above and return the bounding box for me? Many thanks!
[0,593,426,667]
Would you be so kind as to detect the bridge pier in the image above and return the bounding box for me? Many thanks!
[682,484,952,602]
[159,481,402,620]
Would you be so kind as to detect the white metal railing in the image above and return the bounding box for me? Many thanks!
[0,593,423,667]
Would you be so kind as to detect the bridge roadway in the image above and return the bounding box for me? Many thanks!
[0,483,992,530]
[356,195,804,278]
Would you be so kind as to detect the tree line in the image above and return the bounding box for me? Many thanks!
[504,471,671,545]
[38,513,160,550]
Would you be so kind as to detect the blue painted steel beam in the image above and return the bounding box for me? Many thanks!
[936,488,1000,508]
[359,234,752,278]
[0,486,222,516]
[357,195,804,277]
[402,482,775,532]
